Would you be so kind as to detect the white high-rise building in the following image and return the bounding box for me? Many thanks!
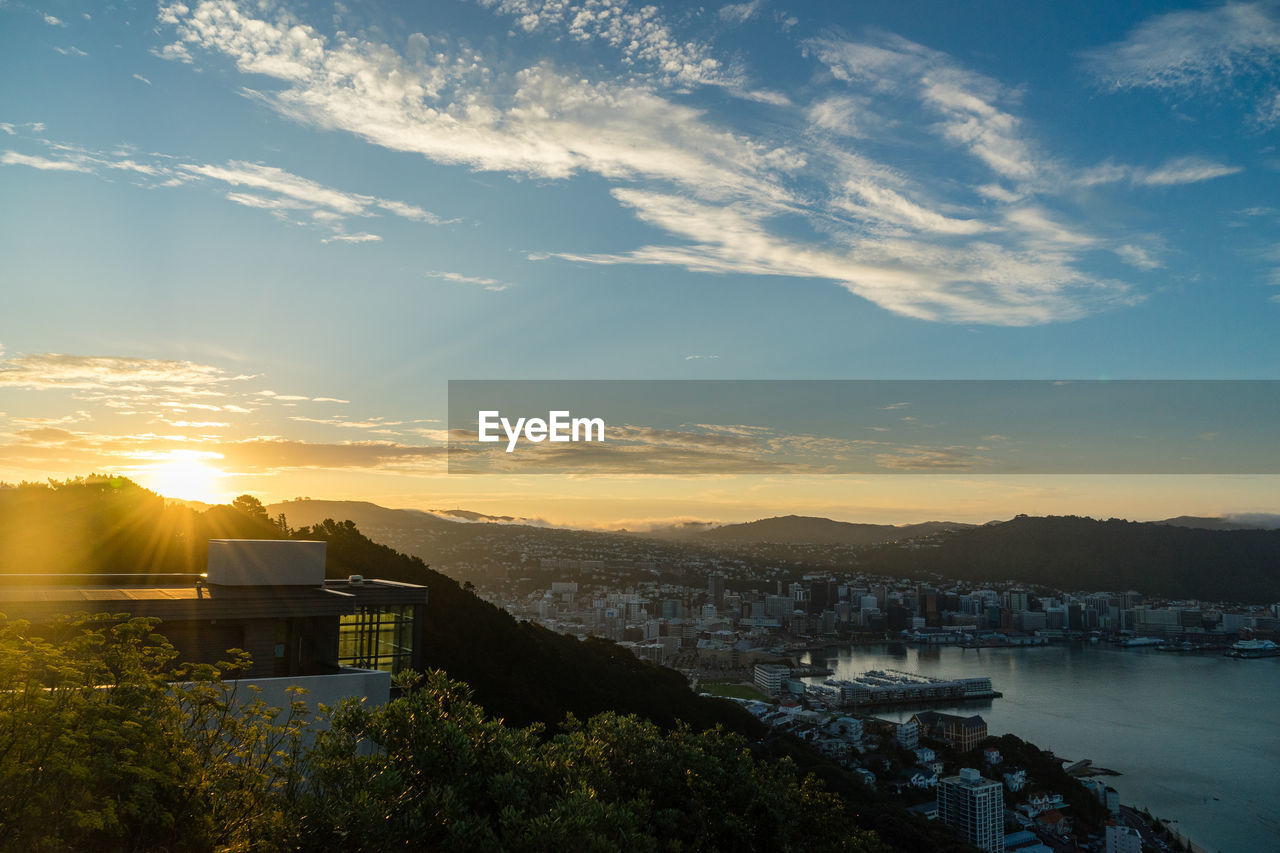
[1105,824,1143,853]
[938,768,1004,852]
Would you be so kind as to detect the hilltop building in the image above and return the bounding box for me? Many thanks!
[0,539,429,711]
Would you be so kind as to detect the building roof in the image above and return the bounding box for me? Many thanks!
[0,574,427,621]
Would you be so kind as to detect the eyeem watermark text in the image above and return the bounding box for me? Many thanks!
[477,410,606,452]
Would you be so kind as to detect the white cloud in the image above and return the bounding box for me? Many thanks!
[719,2,762,24]
[144,3,1192,326]
[1078,156,1243,187]
[807,34,1047,186]
[1,150,92,172]
[44,13,65,26]
[0,353,237,391]
[1084,2,1280,126]
[426,270,512,291]
[53,46,88,57]
[322,232,382,243]
[478,0,741,90]
[1115,244,1162,271]
[3,129,446,241]
[133,73,153,85]
[1085,2,1280,92]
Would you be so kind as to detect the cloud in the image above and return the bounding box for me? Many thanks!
[142,2,1202,325]
[1084,2,1280,125]
[0,353,237,391]
[2,128,447,241]
[44,14,65,26]
[322,232,382,243]
[719,2,762,24]
[133,73,153,85]
[1115,244,1162,271]
[477,0,742,90]
[1084,2,1280,92]
[54,46,89,57]
[181,160,447,223]
[1,150,92,172]
[1078,156,1243,187]
[426,270,512,291]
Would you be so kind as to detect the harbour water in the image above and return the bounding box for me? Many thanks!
[802,642,1280,852]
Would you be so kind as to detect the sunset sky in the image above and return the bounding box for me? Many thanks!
[2,0,1278,526]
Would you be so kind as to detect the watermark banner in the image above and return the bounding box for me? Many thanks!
[447,380,1279,475]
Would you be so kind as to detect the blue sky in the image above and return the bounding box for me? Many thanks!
[1,0,1278,523]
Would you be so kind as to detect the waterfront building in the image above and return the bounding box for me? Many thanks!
[913,711,989,753]
[938,767,1005,852]
[753,663,790,695]
[1105,824,1143,853]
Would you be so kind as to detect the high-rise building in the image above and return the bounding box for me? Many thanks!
[938,768,1004,852]
[707,572,726,610]
[1105,824,1142,853]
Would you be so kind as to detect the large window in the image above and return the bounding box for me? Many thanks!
[338,605,415,673]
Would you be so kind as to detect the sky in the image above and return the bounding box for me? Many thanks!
[1,0,1279,526]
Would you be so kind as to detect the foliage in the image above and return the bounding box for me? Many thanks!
[0,477,282,576]
[980,734,1108,828]
[298,670,888,853]
[0,615,309,853]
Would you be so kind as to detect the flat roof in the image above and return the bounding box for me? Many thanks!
[0,576,426,621]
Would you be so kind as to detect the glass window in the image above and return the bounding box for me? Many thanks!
[337,605,415,673]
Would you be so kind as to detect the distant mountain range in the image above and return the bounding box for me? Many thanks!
[689,514,976,545]
[264,500,1280,601]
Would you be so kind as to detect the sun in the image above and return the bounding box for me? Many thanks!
[138,451,229,504]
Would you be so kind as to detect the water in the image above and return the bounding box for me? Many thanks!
[803,643,1280,852]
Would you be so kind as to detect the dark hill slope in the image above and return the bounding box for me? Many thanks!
[859,515,1280,602]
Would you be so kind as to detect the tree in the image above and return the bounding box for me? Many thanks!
[0,614,308,853]
[297,670,889,853]
[232,494,270,523]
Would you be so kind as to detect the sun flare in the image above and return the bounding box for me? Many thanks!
[138,452,229,504]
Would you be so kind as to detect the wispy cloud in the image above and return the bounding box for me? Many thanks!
[1,150,92,172]
[477,0,742,90]
[1083,1,1280,126]
[426,270,512,291]
[0,353,239,391]
[44,14,65,27]
[53,46,88,57]
[132,73,153,85]
[129,2,1239,326]
[719,2,763,25]
[0,129,449,242]
[1078,156,1243,188]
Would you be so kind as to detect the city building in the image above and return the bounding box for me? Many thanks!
[938,767,1005,852]
[753,663,791,695]
[912,711,990,752]
[1105,824,1143,853]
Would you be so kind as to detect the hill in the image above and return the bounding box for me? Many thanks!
[696,514,975,545]
[859,514,1280,602]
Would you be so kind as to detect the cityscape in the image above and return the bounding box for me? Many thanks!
[477,559,1278,852]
